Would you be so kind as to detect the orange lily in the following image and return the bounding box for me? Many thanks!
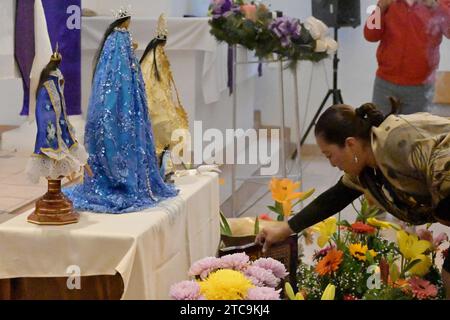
[269,178,314,217]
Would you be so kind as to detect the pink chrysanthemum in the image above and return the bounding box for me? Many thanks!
[252,257,288,279]
[219,253,250,271]
[244,266,280,288]
[246,286,281,300]
[188,257,222,279]
[170,281,204,300]
[408,277,438,300]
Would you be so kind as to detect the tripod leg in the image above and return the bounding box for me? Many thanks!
[300,89,333,146]
[337,90,344,104]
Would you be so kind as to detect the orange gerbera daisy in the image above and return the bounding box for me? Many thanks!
[389,277,410,293]
[351,221,376,234]
[315,249,343,276]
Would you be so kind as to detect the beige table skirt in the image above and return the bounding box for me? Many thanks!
[0,172,220,299]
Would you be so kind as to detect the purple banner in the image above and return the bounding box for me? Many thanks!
[16,0,81,116]
[15,0,35,116]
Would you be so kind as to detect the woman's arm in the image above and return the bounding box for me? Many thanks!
[256,178,363,252]
[435,196,450,225]
[364,0,392,42]
[287,178,363,233]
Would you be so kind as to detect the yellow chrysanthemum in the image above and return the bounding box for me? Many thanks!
[199,269,254,300]
[397,230,431,260]
[269,178,314,217]
[349,243,377,262]
[366,217,400,230]
[312,217,337,248]
[408,254,432,277]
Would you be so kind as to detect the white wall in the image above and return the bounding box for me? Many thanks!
[82,0,190,17]
[0,0,23,126]
[187,0,210,16]
[1,0,449,127]
[0,0,16,79]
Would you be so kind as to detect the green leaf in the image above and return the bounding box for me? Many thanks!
[403,259,421,274]
[275,201,283,212]
[219,211,232,236]
[292,188,315,207]
[390,264,400,283]
[361,198,368,215]
[337,220,351,227]
[366,252,374,265]
[268,202,284,217]
[277,215,284,222]
[267,205,279,213]
[369,207,381,218]
[254,217,260,235]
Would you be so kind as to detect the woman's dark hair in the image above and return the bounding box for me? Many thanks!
[139,36,167,81]
[36,58,61,99]
[314,103,385,147]
[92,16,131,80]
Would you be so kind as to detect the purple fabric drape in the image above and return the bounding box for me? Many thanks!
[227,45,233,95]
[15,0,81,116]
[15,0,35,116]
[42,0,81,115]
[227,46,263,95]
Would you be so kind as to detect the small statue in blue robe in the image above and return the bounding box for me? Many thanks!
[26,47,88,184]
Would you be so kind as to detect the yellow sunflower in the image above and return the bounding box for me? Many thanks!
[349,243,377,262]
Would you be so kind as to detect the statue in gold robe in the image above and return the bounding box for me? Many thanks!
[140,14,189,162]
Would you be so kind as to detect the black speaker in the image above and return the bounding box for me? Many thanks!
[312,0,361,28]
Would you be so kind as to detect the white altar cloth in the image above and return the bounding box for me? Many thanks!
[0,172,220,300]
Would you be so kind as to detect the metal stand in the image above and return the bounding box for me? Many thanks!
[300,27,343,146]
[230,45,303,217]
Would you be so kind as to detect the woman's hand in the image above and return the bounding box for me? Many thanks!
[255,222,294,253]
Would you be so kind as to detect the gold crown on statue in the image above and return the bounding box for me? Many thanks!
[50,43,62,61]
[156,13,168,40]
[112,6,131,20]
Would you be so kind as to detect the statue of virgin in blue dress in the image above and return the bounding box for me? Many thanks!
[26,47,88,184]
[65,10,178,213]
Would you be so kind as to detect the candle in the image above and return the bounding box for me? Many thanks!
[241,4,257,22]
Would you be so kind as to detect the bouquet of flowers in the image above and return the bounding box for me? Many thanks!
[170,252,288,300]
[208,0,337,62]
[290,198,449,300]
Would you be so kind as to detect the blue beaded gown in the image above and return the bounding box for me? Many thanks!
[64,27,178,213]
